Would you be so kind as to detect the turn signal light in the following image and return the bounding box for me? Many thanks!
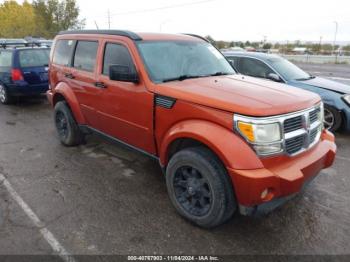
[237,122,255,142]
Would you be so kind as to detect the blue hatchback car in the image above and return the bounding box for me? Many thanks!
[0,44,50,104]
[223,51,350,132]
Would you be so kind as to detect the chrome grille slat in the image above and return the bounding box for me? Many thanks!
[283,104,323,156]
[284,115,303,133]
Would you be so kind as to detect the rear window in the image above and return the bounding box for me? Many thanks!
[73,41,98,72]
[53,40,75,66]
[0,51,13,67]
[19,49,50,67]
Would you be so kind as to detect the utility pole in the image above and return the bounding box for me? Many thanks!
[319,36,322,55]
[333,21,338,60]
[108,9,111,29]
[94,21,99,30]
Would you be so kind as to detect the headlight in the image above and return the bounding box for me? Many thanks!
[343,94,350,106]
[235,117,283,156]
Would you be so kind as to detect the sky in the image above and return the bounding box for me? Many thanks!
[7,0,350,43]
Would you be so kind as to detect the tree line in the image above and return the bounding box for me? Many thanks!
[206,35,350,55]
[0,0,84,39]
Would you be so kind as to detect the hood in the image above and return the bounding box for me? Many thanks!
[291,77,350,94]
[155,75,320,117]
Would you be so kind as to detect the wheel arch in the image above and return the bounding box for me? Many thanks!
[159,120,263,171]
[52,82,86,124]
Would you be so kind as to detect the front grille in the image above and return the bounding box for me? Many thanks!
[284,116,303,133]
[309,108,320,124]
[309,128,319,144]
[283,104,323,156]
[285,135,304,155]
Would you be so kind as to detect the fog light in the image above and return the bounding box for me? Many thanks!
[261,188,274,201]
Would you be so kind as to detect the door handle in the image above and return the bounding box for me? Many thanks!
[64,73,75,79]
[94,82,107,88]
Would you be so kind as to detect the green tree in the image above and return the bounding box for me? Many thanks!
[33,0,85,38]
[0,0,36,38]
[263,43,272,49]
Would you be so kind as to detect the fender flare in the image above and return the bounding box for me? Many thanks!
[159,120,264,170]
[53,82,86,124]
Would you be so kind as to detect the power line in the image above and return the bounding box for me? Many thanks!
[109,0,218,16]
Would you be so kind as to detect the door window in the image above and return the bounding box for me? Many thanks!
[239,57,274,79]
[73,41,98,72]
[102,43,135,75]
[52,40,75,66]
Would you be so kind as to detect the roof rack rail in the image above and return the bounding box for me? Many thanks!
[0,42,28,49]
[58,30,143,41]
[182,34,209,42]
[0,42,51,49]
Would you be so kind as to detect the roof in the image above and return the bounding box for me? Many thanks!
[58,30,206,42]
[221,51,281,61]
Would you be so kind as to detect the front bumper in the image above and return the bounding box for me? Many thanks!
[227,130,336,216]
[342,108,350,131]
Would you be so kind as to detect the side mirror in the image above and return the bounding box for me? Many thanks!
[267,73,282,82]
[109,64,139,83]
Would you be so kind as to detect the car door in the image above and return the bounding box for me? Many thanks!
[69,40,102,128]
[237,57,275,79]
[94,40,156,155]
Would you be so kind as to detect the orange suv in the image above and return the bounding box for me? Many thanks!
[47,30,336,228]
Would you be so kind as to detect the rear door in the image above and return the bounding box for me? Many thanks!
[69,40,101,127]
[17,49,50,85]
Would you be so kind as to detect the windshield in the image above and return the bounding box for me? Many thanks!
[137,41,235,83]
[269,57,312,81]
[19,49,50,67]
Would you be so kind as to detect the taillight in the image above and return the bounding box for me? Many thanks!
[11,69,24,81]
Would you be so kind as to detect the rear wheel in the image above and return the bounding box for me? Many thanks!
[0,84,12,105]
[324,105,342,132]
[54,101,83,146]
[166,147,236,228]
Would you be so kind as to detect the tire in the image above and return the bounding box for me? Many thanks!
[324,105,342,132]
[166,147,237,228]
[54,101,83,146]
[0,84,12,105]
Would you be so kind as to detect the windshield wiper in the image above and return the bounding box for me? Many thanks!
[162,75,203,83]
[295,75,316,81]
[208,72,232,77]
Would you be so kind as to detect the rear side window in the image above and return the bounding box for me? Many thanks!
[53,40,75,66]
[19,49,50,67]
[0,51,13,67]
[102,43,135,75]
[73,41,98,72]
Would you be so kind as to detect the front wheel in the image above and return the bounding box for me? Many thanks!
[0,84,12,105]
[166,147,237,228]
[324,105,342,132]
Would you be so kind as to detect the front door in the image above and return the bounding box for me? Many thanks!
[94,40,156,155]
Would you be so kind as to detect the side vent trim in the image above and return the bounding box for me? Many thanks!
[155,95,176,109]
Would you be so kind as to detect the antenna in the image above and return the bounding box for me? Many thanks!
[108,9,111,29]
